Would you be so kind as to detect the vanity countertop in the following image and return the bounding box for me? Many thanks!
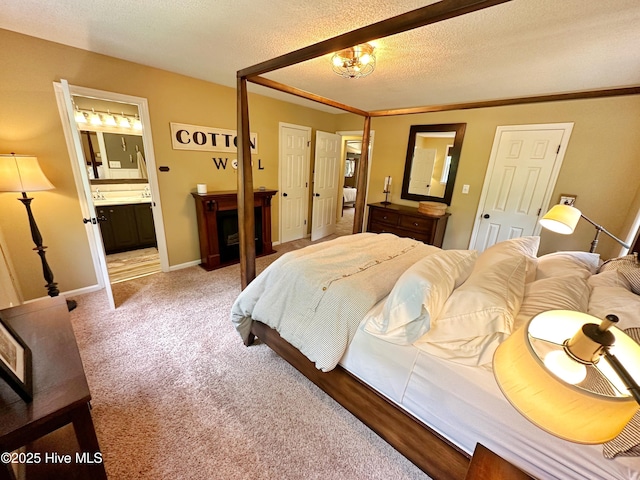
[94,197,151,206]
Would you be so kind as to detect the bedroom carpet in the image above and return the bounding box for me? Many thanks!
[68,230,429,479]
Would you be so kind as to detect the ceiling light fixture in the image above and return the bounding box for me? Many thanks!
[331,43,376,79]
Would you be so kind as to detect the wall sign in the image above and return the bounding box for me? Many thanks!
[170,122,258,154]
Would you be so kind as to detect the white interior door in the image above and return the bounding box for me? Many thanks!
[58,80,115,309]
[311,131,341,241]
[279,124,310,244]
[470,124,574,252]
[409,148,436,196]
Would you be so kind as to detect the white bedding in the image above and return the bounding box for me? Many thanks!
[231,233,439,371]
[231,235,640,478]
[341,321,640,479]
[343,186,357,203]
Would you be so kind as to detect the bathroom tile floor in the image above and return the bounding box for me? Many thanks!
[106,247,161,284]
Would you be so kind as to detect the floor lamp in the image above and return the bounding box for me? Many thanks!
[0,153,76,310]
[539,204,630,253]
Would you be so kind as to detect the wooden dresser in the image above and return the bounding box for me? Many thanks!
[366,202,449,247]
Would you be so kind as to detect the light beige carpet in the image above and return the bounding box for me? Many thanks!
[69,231,429,480]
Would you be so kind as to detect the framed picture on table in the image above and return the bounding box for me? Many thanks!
[0,314,32,402]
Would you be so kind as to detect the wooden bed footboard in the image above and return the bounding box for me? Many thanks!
[250,320,471,480]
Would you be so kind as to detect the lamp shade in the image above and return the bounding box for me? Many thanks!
[0,154,54,193]
[539,204,581,234]
[494,311,640,444]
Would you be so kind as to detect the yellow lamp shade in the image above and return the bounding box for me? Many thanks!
[539,204,581,234]
[0,155,54,193]
[494,311,640,444]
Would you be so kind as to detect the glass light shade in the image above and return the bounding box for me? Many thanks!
[539,204,581,234]
[133,116,142,130]
[74,109,87,124]
[104,111,117,127]
[494,311,640,444]
[0,155,55,192]
[331,43,376,79]
[89,109,102,126]
[119,114,131,128]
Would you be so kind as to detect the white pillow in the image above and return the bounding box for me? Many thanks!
[415,253,527,366]
[535,251,600,280]
[598,254,640,295]
[513,274,591,331]
[589,285,640,330]
[588,270,631,290]
[475,236,540,283]
[363,249,477,345]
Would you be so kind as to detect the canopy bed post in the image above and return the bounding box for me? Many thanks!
[353,115,371,233]
[237,76,256,289]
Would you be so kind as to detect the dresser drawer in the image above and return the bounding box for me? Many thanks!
[368,221,400,235]
[369,208,400,225]
[399,215,435,234]
[366,203,449,248]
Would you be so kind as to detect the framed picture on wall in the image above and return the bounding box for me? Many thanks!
[0,314,32,402]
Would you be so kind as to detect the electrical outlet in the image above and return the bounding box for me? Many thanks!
[462,184,470,194]
[559,195,577,206]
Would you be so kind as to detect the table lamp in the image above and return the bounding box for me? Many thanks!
[539,204,630,253]
[494,310,640,444]
[0,154,76,310]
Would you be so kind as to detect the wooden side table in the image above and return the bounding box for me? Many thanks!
[0,297,106,480]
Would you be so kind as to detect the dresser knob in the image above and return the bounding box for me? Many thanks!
[383,216,388,220]
[414,222,419,226]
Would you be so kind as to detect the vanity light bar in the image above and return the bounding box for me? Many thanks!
[74,108,140,130]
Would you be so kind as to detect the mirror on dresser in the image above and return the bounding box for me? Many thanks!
[400,123,466,205]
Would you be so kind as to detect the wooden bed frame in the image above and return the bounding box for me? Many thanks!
[234,1,640,477]
[248,321,471,480]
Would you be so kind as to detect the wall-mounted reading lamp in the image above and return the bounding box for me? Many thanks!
[539,204,630,253]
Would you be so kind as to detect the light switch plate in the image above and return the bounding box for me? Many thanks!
[462,184,470,194]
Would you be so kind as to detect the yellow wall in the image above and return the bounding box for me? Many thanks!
[0,29,338,300]
[336,97,640,258]
[3,28,639,301]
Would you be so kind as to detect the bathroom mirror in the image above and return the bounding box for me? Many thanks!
[400,123,466,205]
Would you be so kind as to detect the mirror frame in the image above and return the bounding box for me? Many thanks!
[400,123,466,205]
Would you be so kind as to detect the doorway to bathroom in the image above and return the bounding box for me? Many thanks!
[54,81,169,307]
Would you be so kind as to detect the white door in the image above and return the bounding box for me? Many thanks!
[470,124,574,252]
[59,80,116,309]
[409,148,436,196]
[279,124,310,243]
[55,81,169,309]
[311,131,341,241]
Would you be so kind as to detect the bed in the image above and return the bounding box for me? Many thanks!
[342,186,357,209]
[231,233,640,479]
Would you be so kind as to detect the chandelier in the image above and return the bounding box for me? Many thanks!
[331,43,376,79]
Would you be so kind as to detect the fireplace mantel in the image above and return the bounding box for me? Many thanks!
[192,189,277,271]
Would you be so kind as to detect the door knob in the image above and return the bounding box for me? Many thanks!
[282,193,288,197]
[82,218,97,224]
[483,214,490,219]
[314,193,320,197]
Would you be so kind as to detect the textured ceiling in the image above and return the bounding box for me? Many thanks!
[1,0,639,113]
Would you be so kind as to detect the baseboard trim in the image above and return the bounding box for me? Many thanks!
[169,260,201,271]
[23,284,102,305]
